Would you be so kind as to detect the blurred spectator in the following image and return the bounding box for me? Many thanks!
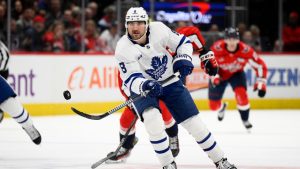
[98,5,116,30]
[282,11,300,51]
[17,8,35,50]
[63,9,72,28]
[84,19,99,52]
[16,8,34,33]
[62,9,80,52]
[98,22,120,53]
[237,22,247,38]
[51,21,69,52]
[70,5,81,27]
[45,0,63,29]
[205,24,223,48]
[42,31,54,52]
[249,25,261,48]
[10,19,21,51]
[87,2,99,22]
[12,0,23,20]
[43,21,70,52]
[273,39,281,53]
[0,0,6,9]
[31,15,46,51]
[85,8,93,20]
[0,5,6,42]
[242,30,261,52]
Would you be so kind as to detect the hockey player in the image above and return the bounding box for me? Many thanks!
[115,7,236,169]
[209,27,267,130]
[0,41,9,123]
[106,71,180,163]
[0,42,42,145]
[106,23,214,164]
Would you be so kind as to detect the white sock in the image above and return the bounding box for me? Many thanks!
[0,97,33,128]
[181,114,224,163]
[143,108,174,166]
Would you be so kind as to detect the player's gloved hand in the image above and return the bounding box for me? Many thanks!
[253,78,266,98]
[173,55,194,83]
[141,80,163,97]
[210,74,221,88]
[199,49,219,76]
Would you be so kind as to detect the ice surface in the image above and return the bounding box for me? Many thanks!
[1,110,300,169]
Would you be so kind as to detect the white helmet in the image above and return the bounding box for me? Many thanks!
[125,7,149,28]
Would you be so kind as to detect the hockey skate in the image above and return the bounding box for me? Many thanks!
[0,111,4,123]
[218,102,228,121]
[105,137,138,164]
[23,125,42,145]
[169,136,180,157]
[215,158,237,169]
[243,120,253,130]
[163,161,177,169]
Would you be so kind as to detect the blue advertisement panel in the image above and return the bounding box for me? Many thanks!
[143,1,226,28]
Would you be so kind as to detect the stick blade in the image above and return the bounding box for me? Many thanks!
[71,107,106,120]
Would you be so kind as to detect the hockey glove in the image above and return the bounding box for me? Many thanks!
[253,78,266,98]
[142,80,163,97]
[210,74,221,88]
[199,49,218,76]
[173,56,194,83]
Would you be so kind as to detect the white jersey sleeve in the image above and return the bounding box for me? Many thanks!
[155,22,193,64]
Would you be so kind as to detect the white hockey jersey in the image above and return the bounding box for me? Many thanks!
[115,21,193,95]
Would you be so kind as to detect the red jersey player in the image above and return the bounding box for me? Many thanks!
[209,27,267,130]
[106,25,218,163]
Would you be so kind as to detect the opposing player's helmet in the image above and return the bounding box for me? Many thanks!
[125,7,149,28]
[224,27,239,39]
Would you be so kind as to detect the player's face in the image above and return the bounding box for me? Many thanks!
[127,21,147,40]
[225,38,239,51]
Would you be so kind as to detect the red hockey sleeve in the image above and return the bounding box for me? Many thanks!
[117,71,129,100]
[120,107,136,130]
[248,52,268,79]
[176,26,206,52]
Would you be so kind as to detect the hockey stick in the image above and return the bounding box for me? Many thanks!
[91,115,138,169]
[71,72,180,120]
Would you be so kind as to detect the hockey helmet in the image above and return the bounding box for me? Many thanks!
[224,27,239,39]
[125,7,149,28]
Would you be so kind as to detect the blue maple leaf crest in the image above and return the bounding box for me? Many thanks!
[145,55,168,80]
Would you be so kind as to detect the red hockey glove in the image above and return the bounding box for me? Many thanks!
[199,49,218,76]
[253,78,267,98]
[210,74,221,88]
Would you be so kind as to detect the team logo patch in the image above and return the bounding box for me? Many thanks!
[145,55,168,80]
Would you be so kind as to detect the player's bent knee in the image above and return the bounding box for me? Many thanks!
[234,86,249,106]
[120,107,136,129]
[143,108,165,137]
[181,114,209,140]
[209,100,221,111]
[0,97,24,117]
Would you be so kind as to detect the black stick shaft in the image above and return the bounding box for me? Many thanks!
[91,115,138,168]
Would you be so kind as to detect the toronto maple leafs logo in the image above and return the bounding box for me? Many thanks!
[145,55,168,80]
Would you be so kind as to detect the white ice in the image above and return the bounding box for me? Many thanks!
[1,110,300,169]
